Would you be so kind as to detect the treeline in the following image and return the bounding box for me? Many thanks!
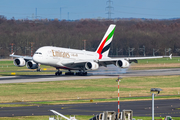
[0,15,180,58]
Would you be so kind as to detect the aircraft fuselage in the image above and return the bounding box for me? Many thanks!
[33,46,99,70]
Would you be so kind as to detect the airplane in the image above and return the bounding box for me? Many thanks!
[10,24,171,76]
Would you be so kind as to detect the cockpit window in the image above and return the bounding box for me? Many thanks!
[35,52,42,55]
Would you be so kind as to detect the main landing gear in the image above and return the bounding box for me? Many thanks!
[75,70,87,76]
[55,69,62,76]
[65,70,74,75]
[55,69,87,76]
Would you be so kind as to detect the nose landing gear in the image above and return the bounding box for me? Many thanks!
[36,68,41,72]
[36,64,41,72]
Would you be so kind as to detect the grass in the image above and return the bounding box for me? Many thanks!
[0,60,56,76]
[28,94,180,105]
[1,94,180,107]
[0,104,36,107]
[138,57,180,64]
[134,117,180,120]
[0,115,93,120]
[0,57,180,76]
[0,60,180,119]
[0,75,180,104]
[131,57,180,70]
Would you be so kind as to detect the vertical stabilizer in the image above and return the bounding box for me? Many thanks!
[96,24,116,59]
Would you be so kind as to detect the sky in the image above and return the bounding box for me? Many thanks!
[0,0,180,20]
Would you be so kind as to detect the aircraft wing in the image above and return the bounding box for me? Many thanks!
[98,55,172,66]
[61,54,172,68]
[50,110,72,120]
[10,53,32,61]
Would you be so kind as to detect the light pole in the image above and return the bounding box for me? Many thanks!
[150,88,162,120]
[116,76,122,113]
[30,42,34,57]
[82,40,86,50]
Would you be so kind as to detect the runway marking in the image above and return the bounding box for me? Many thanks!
[1,68,180,84]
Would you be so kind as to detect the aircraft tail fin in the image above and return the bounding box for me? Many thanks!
[95,24,116,59]
[169,54,172,59]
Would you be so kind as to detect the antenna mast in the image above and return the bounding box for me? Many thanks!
[106,0,113,19]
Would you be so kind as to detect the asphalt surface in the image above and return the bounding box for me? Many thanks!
[0,99,180,117]
[0,67,180,84]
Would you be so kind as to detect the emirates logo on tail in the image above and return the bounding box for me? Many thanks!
[96,24,116,59]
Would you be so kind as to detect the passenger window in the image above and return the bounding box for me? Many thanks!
[35,52,42,55]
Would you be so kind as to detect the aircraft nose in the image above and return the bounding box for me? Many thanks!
[33,54,41,63]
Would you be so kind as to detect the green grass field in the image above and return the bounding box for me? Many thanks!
[0,60,56,76]
[0,115,93,120]
[0,59,180,119]
[138,57,180,64]
[0,57,180,76]
[0,75,180,104]
[131,57,180,70]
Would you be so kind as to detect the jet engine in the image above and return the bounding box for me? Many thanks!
[116,60,130,68]
[26,60,38,69]
[13,58,26,67]
[85,62,99,70]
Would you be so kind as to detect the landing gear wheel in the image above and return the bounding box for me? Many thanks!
[76,72,87,76]
[55,71,62,76]
[84,72,87,75]
[65,72,74,75]
[37,68,41,72]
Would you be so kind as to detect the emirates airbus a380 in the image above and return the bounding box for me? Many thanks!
[10,24,171,75]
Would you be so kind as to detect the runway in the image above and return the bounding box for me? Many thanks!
[0,99,180,117]
[0,68,180,84]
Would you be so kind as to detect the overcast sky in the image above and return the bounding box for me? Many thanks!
[0,0,180,20]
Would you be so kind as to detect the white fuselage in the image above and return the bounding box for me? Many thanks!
[33,46,99,70]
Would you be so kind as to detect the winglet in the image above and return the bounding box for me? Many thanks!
[169,54,172,59]
[10,52,14,56]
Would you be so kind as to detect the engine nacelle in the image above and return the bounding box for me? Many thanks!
[13,58,26,67]
[85,62,99,70]
[116,60,130,68]
[26,60,38,69]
